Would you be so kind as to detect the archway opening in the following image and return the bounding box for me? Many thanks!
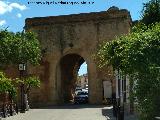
[76,62,88,94]
[60,54,88,103]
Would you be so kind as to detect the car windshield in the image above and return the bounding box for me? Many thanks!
[77,92,88,95]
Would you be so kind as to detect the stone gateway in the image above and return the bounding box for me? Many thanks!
[25,7,131,106]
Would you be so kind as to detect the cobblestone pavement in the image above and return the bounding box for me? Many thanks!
[1,104,138,120]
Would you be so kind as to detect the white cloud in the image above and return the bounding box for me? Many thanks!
[0,1,27,15]
[16,13,22,18]
[0,19,6,26]
[10,3,26,11]
[0,1,11,15]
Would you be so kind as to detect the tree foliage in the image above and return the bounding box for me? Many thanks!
[96,1,160,119]
[0,29,41,105]
[141,0,160,25]
[96,23,160,119]
[97,23,160,73]
[0,72,17,98]
[0,29,41,66]
[0,30,14,65]
[16,76,41,94]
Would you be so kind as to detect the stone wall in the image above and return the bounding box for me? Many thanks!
[25,6,132,106]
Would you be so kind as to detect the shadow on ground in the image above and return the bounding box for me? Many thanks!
[31,104,106,109]
[101,106,138,120]
[102,106,116,120]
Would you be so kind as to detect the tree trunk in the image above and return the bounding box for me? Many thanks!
[24,94,29,111]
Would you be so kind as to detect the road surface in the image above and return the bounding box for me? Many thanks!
[2,104,112,120]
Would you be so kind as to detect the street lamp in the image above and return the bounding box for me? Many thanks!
[19,63,26,113]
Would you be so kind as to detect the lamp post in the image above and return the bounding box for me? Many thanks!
[19,63,26,113]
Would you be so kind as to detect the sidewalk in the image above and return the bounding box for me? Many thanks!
[102,106,138,120]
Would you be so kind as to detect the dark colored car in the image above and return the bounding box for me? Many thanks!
[74,91,88,104]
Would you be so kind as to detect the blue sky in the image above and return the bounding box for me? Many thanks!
[78,62,87,76]
[0,0,149,75]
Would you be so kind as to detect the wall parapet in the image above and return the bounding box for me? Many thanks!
[25,7,132,28]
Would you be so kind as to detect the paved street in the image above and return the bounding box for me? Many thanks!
[2,104,109,120]
[1,104,137,120]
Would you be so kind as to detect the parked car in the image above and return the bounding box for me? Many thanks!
[75,88,82,95]
[75,88,82,91]
[82,89,88,92]
[74,91,88,104]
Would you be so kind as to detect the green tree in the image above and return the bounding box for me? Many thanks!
[0,30,14,65]
[0,72,17,100]
[96,23,160,120]
[96,1,160,119]
[141,0,160,25]
[12,31,41,65]
[0,29,41,66]
[16,76,40,94]
[16,76,40,111]
[0,29,42,111]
